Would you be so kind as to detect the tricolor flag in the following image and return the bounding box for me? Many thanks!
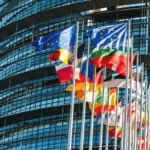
[55,43,85,83]
[87,23,128,51]
[88,88,117,115]
[77,56,95,83]
[66,82,102,102]
[90,48,135,76]
[76,56,103,83]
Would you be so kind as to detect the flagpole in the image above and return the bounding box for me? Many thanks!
[122,20,131,150]
[99,68,106,150]
[105,88,110,150]
[114,87,119,150]
[67,21,79,150]
[139,63,144,150]
[144,76,148,150]
[133,51,139,150]
[128,36,134,150]
[89,66,97,150]
[147,85,150,150]
[146,77,149,150]
[128,66,132,150]
[146,6,149,150]
[79,38,90,150]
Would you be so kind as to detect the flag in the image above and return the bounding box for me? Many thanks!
[77,56,95,82]
[73,75,103,102]
[75,91,100,102]
[55,43,85,83]
[103,68,145,102]
[126,100,139,123]
[88,88,117,115]
[137,136,150,150]
[65,52,103,101]
[103,74,142,91]
[33,25,77,64]
[33,25,76,52]
[137,111,149,125]
[108,126,122,139]
[49,48,70,64]
[66,82,102,93]
[76,56,103,83]
[97,106,123,127]
[48,25,77,64]
[55,64,74,83]
[130,65,146,102]
[66,82,102,102]
[90,48,135,76]
[87,23,128,51]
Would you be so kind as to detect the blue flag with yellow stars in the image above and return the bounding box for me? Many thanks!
[87,23,128,51]
[32,25,77,52]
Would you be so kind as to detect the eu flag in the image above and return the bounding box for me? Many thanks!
[87,23,128,51]
[32,25,77,52]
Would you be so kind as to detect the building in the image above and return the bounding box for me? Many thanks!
[0,0,149,150]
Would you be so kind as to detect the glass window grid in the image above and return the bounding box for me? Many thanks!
[0,51,54,80]
[0,115,102,150]
[0,0,84,28]
[0,83,73,117]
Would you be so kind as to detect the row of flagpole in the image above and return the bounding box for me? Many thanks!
[66,20,150,150]
[31,16,150,150]
[41,22,150,150]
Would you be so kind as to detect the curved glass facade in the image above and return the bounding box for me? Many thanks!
[0,0,150,149]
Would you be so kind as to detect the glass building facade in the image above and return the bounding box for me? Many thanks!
[0,0,149,149]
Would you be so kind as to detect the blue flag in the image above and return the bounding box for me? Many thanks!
[79,56,95,82]
[87,23,128,51]
[32,25,77,52]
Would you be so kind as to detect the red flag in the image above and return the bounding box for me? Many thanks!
[90,49,135,76]
[108,126,122,139]
[55,64,74,83]
[54,43,85,83]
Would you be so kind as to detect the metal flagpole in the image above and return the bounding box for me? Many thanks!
[122,20,131,150]
[99,68,106,150]
[128,36,134,150]
[128,65,133,150]
[147,85,150,150]
[80,38,90,150]
[67,21,79,150]
[89,66,97,150]
[133,51,139,150]
[114,87,119,150]
[105,88,110,150]
[144,76,148,150]
[139,63,144,150]
[146,6,150,150]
